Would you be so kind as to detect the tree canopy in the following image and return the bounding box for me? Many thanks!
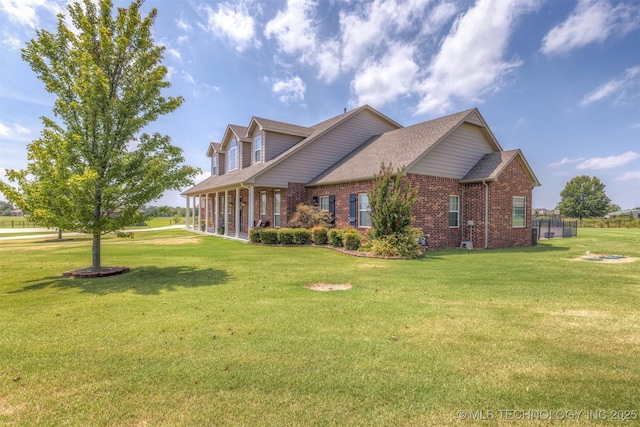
[0,0,199,271]
[557,175,611,220]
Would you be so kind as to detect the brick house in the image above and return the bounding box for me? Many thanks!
[182,105,540,249]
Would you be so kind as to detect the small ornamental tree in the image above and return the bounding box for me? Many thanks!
[0,0,199,272]
[288,203,332,228]
[368,163,418,239]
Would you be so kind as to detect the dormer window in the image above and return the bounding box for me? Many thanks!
[228,139,238,171]
[254,135,262,164]
[211,155,218,176]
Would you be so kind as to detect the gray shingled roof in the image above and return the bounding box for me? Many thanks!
[251,117,312,137]
[461,149,541,186]
[183,106,394,195]
[307,109,476,186]
[228,125,250,142]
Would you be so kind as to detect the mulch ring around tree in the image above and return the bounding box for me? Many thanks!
[62,266,130,278]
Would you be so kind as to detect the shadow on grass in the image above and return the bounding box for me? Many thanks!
[12,265,229,295]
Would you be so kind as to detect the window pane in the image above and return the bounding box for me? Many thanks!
[512,196,525,227]
[449,195,459,227]
[319,196,329,211]
[228,140,238,171]
[254,136,262,163]
[274,191,281,227]
[260,192,266,221]
[358,193,371,227]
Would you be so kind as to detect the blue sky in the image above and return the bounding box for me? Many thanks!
[1,0,639,210]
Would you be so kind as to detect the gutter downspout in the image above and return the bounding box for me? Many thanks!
[483,181,489,249]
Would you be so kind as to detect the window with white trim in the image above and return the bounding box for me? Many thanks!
[254,135,262,164]
[211,155,217,176]
[512,196,526,227]
[358,193,371,227]
[260,191,266,222]
[319,196,329,211]
[228,139,238,171]
[449,195,459,228]
[273,190,281,227]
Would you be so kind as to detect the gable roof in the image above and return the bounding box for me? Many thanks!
[182,105,400,195]
[308,108,495,186]
[246,117,312,138]
[206,142,221,157]
[461,149,541,186]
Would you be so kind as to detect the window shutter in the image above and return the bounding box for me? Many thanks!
[329,195,335,225]
[349,194,357,226]
[312,196,319,206]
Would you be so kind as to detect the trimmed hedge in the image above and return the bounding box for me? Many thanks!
[292,228,311,245]
[259,228,279,244]
[249,228,261,243]
[343,230,362,251]
[328,229,343,247]
[311,226,328,245]
[277,228,296,245]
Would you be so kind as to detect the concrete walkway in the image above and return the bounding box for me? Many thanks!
[0,225,185,241]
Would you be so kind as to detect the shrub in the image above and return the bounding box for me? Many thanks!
[311,226,328,245]
[368,163,418,240]
[343,230,362,251]
[259,228,279,244]
[248,228,261,243]
[370,228,423,258]
[277,228,296,245]
[292,228,311,245]
[328,229,343,247]
[288,203,332,228]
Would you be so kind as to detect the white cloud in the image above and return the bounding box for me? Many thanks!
[166,47,181,60]
[416,0,539,115]
[615,170,640,181]
[350,43,419,108]
[576,151,640,170]
[0,121,32,140]
[541,0,640,56]
[579,66,640,106]
[176,15,192,32]
[272,75,306,105]
[0,0,64,28]
[264,0,317,57]
[200,2,260,52]
[421,1,458,35]
[547,157,585,168]
[1,32,21,49]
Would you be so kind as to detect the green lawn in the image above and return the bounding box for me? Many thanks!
[1,229,638,425]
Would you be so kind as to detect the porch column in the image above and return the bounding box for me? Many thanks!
[214,192,219,235]
[235,188,240,238]
[247,186,255,231]
[185,196,189,230]
[224,189,229,236]
[205,193,210,232]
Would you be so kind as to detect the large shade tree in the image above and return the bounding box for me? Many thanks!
[0,0,199,271]
[557,175,611,220]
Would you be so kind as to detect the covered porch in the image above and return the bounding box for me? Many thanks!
[183,184,283,241]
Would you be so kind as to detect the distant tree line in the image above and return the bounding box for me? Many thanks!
[142,205,186,217]
[1,200,15,216]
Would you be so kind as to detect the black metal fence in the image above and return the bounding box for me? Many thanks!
[532,219,578,239]
[0,220,42,228]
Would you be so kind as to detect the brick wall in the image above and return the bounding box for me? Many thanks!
[306,180,374,229]
[485,159,533,248]
[304,163,534,249]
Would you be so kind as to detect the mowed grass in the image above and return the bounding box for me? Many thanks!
[0,229,638,426]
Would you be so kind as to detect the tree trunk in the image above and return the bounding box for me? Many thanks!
[92,233,101,271]
[57,228,62,240]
